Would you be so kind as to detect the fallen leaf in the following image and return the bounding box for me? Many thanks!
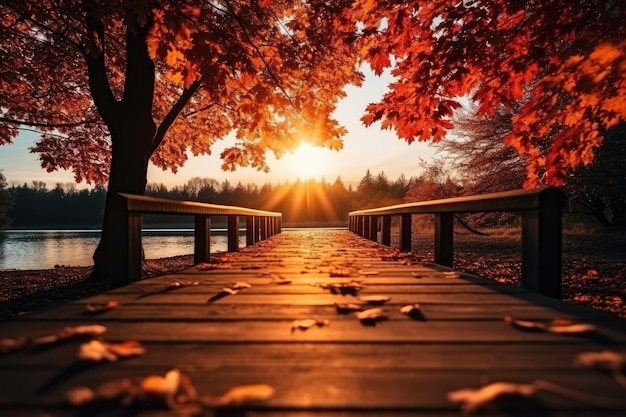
[575,350,626,372]
[78,340,146,362]
[197,263,232,271]
[83,300,120,315]
[357,308,387,324]
[443,271,461,278]
[65,386,96,406]
[448,381,538,414]
[411,272,422,278]
[504,316,597,335]
[221,287,239,295]
[268,274,292,285]
[318,280,364,295]
[32,324,107,346]
[358,270,379,276]
[548,319,597,334]
[0,337,28,354]
[141,369,180,396]
[217,383,275,405]
[291,319,329,331]
[335,302,363,314]
[229,282,251,290]
[359,295,390,305]
[504,316,547,332]
[329,268,352,277]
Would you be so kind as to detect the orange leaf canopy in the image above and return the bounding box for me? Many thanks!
[345,0,625,186]
[0,0,363,184]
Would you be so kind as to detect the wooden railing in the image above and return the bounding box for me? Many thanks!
[348,187,566,298]
[118,193,282,285]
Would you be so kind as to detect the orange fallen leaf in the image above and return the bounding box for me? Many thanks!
[504,316,596,335]
[217,383,275,405]
[448,381,538,414]
[357,308,387,324]
[0,337,28,354]
[334,302,363,314]
[78,340,146,362]
[32,324,107,346]
[291,319,329,331]
[83,300,120,315]
[141,369,181,396]
[359,295,390,304]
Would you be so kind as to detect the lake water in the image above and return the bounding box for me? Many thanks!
[0,229,246,270]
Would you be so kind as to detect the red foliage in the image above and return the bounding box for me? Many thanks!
[346,0,626,186]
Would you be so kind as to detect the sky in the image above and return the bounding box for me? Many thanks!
[0,67,438,190]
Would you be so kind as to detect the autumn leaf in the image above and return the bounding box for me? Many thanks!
[359,295,390,305]
[77,340,146,362]
[291,319,330,332]
[32,324,107,346]
[356,308,387,325]
[83,300,120,315]
[448,381,538,414]
[216,384,275,405]
[504,316,597,335]
[335,302,363,314]
[0,337,28,355]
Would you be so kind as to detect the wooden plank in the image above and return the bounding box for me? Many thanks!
[1,368,625,411]
[0,343,613,371]
[20,302,626,324]
[1,320,624,343]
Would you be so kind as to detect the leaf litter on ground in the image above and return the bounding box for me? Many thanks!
[313,280,364,296]
[335,302,363,314]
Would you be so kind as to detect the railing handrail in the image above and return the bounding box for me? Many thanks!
[113,193,282,288]
[348,187,566,299]
[119,193,281,217]
[349,186,565,216]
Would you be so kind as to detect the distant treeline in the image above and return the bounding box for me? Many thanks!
[6,171,419,228]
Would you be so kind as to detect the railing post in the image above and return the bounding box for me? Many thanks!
[368,215,378,242]
[277,216,282,233]
[260,217,268,240]
[381,215,391,246]
[118,211,143,287]
[400,214,412,252]
[434,213,453,267]
[194,215,211,263]
[363,216,371,239]
[355,216,362,236]
[521,191,563,298]
[228,215,239,252]
[246,216,255,246]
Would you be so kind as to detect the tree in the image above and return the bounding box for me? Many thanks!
[349,0,625,187]
[0,0,362,285]
[0,171,14,229]
[440,105,527,194]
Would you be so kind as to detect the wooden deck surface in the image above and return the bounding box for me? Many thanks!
[1,229,626,416]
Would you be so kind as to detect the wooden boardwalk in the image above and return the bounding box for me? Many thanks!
[1,229,626,416]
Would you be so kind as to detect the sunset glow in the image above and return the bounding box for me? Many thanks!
[287,143,329,180]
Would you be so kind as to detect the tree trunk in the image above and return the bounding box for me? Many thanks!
[92,117,155,288]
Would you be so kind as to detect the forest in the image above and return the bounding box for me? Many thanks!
[4,170,416,228]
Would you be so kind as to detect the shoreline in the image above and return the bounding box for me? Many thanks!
[0,254,195,318]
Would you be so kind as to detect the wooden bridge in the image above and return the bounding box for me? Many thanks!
[1,188,626,416]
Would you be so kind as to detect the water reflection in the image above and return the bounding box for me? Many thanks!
[0,229,246,270]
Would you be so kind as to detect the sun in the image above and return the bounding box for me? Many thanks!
[287,143,328,180]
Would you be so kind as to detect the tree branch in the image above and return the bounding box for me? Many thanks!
[0,116,102,128]
[83,0,119,127]
[152,80,202,154]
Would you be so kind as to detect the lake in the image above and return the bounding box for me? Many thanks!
[0,229,246,270]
